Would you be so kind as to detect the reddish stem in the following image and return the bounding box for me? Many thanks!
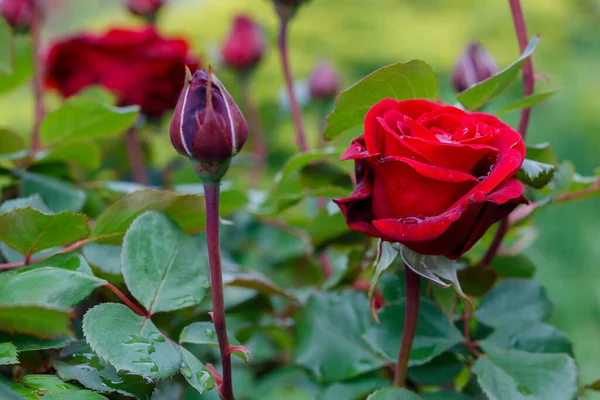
[239,74,267,186]
[203,182,235,400]
[278,20,308,152]
[104,283,147,317]
[124,128,149,185]
[392,266,421,387]
[480,0,534,268]
[30,0,45,155]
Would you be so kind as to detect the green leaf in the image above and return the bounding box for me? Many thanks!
[0,15,11,74]
[174,183,248,216]
[0,342,18,365]
[489,254,536,278]
[324,60,439,140]
[300,162,353,190]
[482,322,573,355]
[0,333,74,352]
[400,246,466,299]
[18,171,87,213]
[0,207,89,256]
[317,375,389,400]
[474,279,551,328]
[421,393,470,400]
[0,128,26,157]
[0,35,32,94]
[366,387,422,400]
[363,298,463,366]
[52,342,154,398]
[516,159,555,189]
[275,148,340,189]
[0,194,50,214]
[368,240,399,313]
[91,190,206,244]
[40,96,139,145]
[294,291,385,382]
[526,142,559,166]
[0,382,26,400]
[36,140,101,170]
[457,36,540,110]
[496,89,559,116]
[82,243,122,276]
[82,303,181,379]
[19,375,107,400]
[122,211,209,314]
[179,322,250,362]
[472,348,577,400]
[178,346,215,395]
[0,305,73,337]
[222,270,297,302]
[408,353,463,386]
[32,252,94,275]
[0,267,104,308]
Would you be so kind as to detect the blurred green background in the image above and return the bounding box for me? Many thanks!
[1,0,599,390]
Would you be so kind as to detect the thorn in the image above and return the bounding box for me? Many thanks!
[208,311,214,322]
[227,345,251,359]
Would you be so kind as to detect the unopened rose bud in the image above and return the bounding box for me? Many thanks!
[0,0,33,31]
[272,0,309,22]
[221,15,265,73]
[309,60,341,100]
[451,41,498,93]
[170,69,248,181]
[126,0,164,22]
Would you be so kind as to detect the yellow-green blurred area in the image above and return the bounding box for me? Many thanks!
[1,0,600,389]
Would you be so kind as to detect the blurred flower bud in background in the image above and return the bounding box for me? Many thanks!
[451,41,498,92]
[309,60,341,100]
[0,0,33,31]
[273,0,309,22]
[221,15,265,73]
[126,0,164,22]
[170,69,247,180]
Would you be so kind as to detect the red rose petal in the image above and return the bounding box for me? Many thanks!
[371,157,479,220]
[392,99,442,120]
[364,98,399,155]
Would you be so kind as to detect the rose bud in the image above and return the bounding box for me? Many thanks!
[0,0,33,31]
[309,60,341,100]
[334,99,527,259]
[221,15,265,73]
[170,68,248,181]
[451,41,498,92]
[272,0,309,22]
[126,0,164,22]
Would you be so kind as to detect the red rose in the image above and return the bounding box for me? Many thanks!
[45,28,199,117]
[334,99,527,259]
[126,0,164,20]
[221,15,265,72]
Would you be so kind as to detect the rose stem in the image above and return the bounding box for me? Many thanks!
[124,127,149,185]
[392,266,421,387]
[30,0,45,155]
[203,181,235,400]
[239,74,267,186]
[278,19,308,152]
[480,0,534,267]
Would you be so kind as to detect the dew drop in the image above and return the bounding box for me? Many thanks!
[181,365,192,378]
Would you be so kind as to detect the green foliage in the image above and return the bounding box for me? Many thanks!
[457,36,539,110]
[40,96,139,145]
[324,60,439,140]
[472,349,577,400]
[516,159,556,189]
[121,211,209,314]
[0,342,18,365]
[16,374,108,399]
[179,322,250,362]
[83,303,181,379]
[497,89,559,116]
[367,387,423,399]
[0,16,11,75]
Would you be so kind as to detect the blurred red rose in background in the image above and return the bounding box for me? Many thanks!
[221,15,265,72]
[126,0,164,20]
[334,99,527,259]
[45,27,199,117]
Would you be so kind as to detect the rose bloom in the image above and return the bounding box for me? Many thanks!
[221,15,265,71]
[126,0,164,19]
[45,28,199,118]
[334,99,527,259]
[0,0,32,30]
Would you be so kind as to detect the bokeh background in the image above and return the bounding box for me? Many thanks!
[1,0,599,390]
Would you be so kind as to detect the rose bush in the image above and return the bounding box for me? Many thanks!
[45,28,198,117]
[334,99,527,258]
